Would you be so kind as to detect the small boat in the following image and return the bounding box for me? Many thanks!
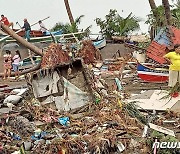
[13,29,63,37]
[93,38,106,49]
[13,29,43,37]
[137,63,169,82]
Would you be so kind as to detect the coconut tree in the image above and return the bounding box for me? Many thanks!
[148,0,158,20]
[64,0,74,24]
[149,0,157,9]
[95,9,141,39]
[51,15,91,34]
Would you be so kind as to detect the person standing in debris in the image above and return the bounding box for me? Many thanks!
[164,44,180,88]
[12,50,21,80]
[0,15,14,29]
[38,20,47,35]
[22,18,31,41]
[3,50,12,80]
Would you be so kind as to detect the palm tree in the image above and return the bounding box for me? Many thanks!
[117,13,140,36]
[95,10,140,38]
[148,0,164,26]
[162,0,172,25]
[51,15,91,40]
[64,0,74,24]
[149,0,157,9]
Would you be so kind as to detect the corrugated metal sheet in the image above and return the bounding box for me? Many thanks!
[171,26,180,45]
[146,26,180,64]
[147,41,167,64]
[154,28,171,46]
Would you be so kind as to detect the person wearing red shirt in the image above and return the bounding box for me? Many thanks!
[0,15,13,29]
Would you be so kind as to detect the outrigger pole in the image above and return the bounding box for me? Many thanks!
[0,16,50,42]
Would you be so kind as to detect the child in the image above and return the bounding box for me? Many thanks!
[3,50,12,80]
[12,50,21,79]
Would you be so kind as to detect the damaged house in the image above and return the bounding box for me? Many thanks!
[26,43,93,111]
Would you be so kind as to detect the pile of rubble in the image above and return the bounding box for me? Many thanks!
[79,40,102,64]
[0,40,179,154]
[41,43,69,69]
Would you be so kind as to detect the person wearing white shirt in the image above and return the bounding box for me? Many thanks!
[38,20,47,35]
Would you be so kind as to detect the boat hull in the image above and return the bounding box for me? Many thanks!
[137,63,169,82]
[13,29,43,37]
[93,38,106,49]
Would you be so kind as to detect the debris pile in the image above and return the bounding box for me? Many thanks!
[0,35,180,154]
[79,40,101,64]
[41,43,69,69]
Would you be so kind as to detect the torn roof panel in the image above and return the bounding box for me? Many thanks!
[154,28,172,46]
[146,26,180,64]
[147,41,167,64]
[171,26,180,45]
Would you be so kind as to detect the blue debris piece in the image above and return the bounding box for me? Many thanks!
[31,131,47,141]
[58,117,70,126]
[8,132,21,140]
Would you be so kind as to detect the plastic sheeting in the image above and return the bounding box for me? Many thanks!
[32,71,62,98]
[32,71,89,111]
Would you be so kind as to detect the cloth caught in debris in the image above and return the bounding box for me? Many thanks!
[42,77,89,111]
[32,71,63,98]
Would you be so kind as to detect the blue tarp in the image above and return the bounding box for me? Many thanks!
[45,30,63,36]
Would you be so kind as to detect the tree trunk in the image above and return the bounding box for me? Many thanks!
[149,0,157,10]
[0,24,43,56]
[148,0,160,26]
[148,0,158,40]
[64,0,74,24]
[0,24,43,76]
[162,0,172,25]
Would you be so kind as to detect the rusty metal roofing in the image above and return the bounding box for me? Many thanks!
[171,26,180,45]
[147,26,180,64]
[147,41,168,64]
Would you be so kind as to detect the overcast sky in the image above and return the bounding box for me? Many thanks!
[0,0,165,34]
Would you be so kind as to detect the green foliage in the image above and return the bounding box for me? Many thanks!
[171,7,180,28]
[146,3,180,28]
[95,9,141,38]
[51,22,70,34]
[124,101,148,125]
[138,41,151,49]
[51,15,91,36]
[146,6,166,27]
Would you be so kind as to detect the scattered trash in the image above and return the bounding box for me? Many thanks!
[0,30,179,154]
[149,123,175,137]
[58,117,70,126]
[7,132,21,140]
[3,95,22,105]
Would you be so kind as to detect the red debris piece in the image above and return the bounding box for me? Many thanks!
[146,41,168,64]
[171,92,179,98]
[147,26,180,64]
[171,26,180,45]
[79,40,101,64]
[41,43,69,69]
